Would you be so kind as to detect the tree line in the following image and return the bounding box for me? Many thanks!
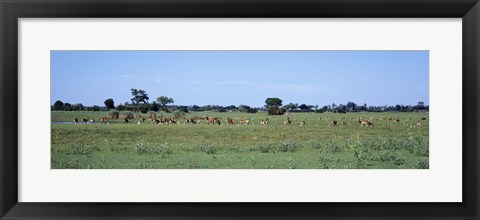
[52,88,429,115]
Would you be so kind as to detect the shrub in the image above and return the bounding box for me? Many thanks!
[124,111,135,119]
[136,143,148,154]
[173,110,185,119]
[267,106,285,115]
[277,141,298,152]
[148,111,157,119]
[246,108,258,114]
[109,111,119,119]
[258,143,274,153]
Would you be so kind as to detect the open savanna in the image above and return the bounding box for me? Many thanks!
[51,111,429,169]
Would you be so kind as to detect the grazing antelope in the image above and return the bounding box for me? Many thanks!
[123,117,129,123]
[226,117,235,125]
[186,118,196,124]
[284,117,292,125]
[89,118,95,123]
[100,117,109,124]
[341,121,348,126]
[416,119,422,126]
[73,118,79,124]
[82,118,88,124]
[261,118,269,125]
[299,117,306,126]
[331,120,337,126]
[359,120,374,127]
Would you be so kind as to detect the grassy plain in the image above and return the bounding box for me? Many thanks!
[51,111,429,169]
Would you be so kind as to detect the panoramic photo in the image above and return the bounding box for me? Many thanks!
[51,50,429,169]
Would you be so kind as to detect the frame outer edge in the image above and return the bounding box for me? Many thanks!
[1,1,19,220]
[1,0,480,220]
[463,2,480,219]
[0,0,6,219]
[0,0,3,216]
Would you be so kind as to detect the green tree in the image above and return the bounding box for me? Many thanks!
[53,100,64,111]
[104,98,115,110]
[238,105,251,112]
[157,96,174,110]
[130,88,149,104]
[265,97,283,107]
[298,104,310,110]
[283,103,296,111]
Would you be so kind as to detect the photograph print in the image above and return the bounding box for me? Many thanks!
[51,50,429,169]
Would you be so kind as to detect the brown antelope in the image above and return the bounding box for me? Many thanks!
[300,120,305,126]
[186,118,196,124]
[359,120,374,127]
[331,120,337,126]
[73,118,79,124]
[284,117,292,125]
[260,118,269,125]
[416,119,422,126]
[123,117,129,123]
[100,117,109,124]
[226,117,235,125]
[82,118,88,123]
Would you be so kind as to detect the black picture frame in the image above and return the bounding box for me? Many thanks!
[1,0,479,219]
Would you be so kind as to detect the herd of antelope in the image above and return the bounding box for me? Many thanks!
[72,114,427,128]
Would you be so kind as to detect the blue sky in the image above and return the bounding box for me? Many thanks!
[51,50,429,107]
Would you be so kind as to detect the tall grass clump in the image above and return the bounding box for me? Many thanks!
[63,143,95,155]
[258,143,275,153]
[416,159,429,169]
[108,111,119,119]
[136,143,173,157]
[122,111,134,119]
[195,144,217,154]
[277,140,298,152]
[325,140,341,153]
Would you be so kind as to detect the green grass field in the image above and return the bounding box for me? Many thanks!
[51,111,429,169]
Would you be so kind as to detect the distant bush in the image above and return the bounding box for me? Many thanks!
[247,108,258,114]
[148,111,157,119]
[173,110,185,119]
[109,111,119,119]
[267,106,285,115]
[122,111,134,119]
